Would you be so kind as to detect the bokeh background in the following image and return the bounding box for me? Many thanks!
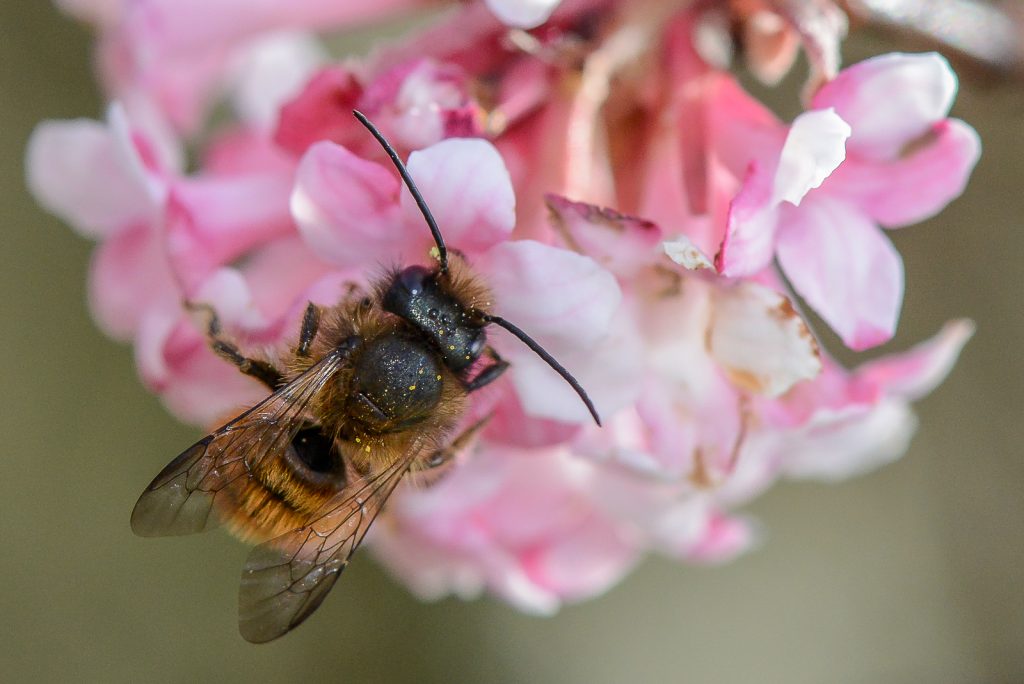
[2,2,1022,682]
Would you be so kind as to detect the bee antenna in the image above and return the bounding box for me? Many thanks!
[352,110,449,273]
[482,313,602,426]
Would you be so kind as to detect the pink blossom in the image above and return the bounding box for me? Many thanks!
[714,52,980,350]
[32,0,978,619]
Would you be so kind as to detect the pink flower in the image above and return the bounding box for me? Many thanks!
[31,0,978,618]
[714,52,981,350]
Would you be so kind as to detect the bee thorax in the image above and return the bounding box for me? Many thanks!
[344,334,444,434]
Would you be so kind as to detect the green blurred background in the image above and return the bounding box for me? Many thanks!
[2,2,1022,682]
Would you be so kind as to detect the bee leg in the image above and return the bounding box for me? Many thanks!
[296,302,322,358]
[464,348,509,393]
[415,416,492,487]
[186,301,284,390]
[211,341,284,390]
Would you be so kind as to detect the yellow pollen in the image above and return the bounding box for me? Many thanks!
[436,374,442,380]
[355,437,361,443]
[364,445,371,453]
[429,246,440,260]
[409,385,416,391]
[449,345,455,350]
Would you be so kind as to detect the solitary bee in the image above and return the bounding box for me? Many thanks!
[131,111,601,643]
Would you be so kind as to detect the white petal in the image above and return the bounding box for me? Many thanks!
[663,235,714,271]
[773,108,850,206]
[484,0,562,29]
[229,31,327,131]
[709,282,822,397]
[782,399,918,481]
[26,108,158,237]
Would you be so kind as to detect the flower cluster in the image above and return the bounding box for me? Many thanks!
[31,0,978,611]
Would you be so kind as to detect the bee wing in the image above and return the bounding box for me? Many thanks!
[237,440,422,643]
[131,347,353,537]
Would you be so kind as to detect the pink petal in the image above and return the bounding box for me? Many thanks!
[234,236,345,338]
[630,377,740,480]
[682,513,759,564]
[858,319,975,400]
[154,332,268,426]
[484,0,562,28]
[812,52,958,161]
[291,141,409,268]
[737,10,806,86]
[273,66,363,156]
[716,104,850,274]
[192,267,269,333]
[483,389,583,448]
[545,195,664,277]
[88,225,177,340]
[167,172,295,289]
[480,240,620,356]
[99,31,233,134]
[709,282,822,397]
[478,241,624,422]
[201,126,296,177]
[125,0,420,62]
[519,512,637,601]
[402,138,517,255]
[739,11,801,86]
[706,75,784,179]
[502,307,643,424]
[358,58,482,150]
[26,111,159,238]
[828,119,982,228]
[769,0,847,92]
[776,196,904,350]
[135,308,180,391]
[717,161,780,277]
[781,399,918,481]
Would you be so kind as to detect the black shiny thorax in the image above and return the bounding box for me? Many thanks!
[345,333,445,435]
[381,265,487,372]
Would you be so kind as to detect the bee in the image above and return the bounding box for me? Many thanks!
[131,111,601,643]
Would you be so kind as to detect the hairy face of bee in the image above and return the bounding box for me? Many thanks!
[382,265,487,371]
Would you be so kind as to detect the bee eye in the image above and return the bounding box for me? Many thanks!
[396,265,431,295]
[286,425,345,484]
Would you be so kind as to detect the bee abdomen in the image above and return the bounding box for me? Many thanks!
[220,425,347,542]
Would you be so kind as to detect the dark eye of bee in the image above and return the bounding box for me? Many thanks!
[285,424,345,486]
[291,426,335,472]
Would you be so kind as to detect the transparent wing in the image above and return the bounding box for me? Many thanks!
[130,348,352,537]
[237,441,421,643]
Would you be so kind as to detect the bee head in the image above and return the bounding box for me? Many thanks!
[353,110,601,426]
[381,264,486,372]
